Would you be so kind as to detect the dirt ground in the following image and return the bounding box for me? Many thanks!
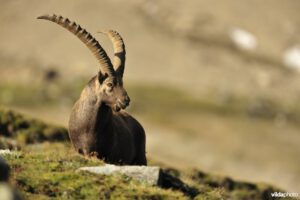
[1,0,300,192]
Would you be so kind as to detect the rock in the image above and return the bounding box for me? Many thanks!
[78,164,199,198]
[158,170,199,198]
[0,157,10,182]
[0,183,23,200]
[78,164,160,185]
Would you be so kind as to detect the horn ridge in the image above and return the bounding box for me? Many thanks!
[98,30,126,78]
[37,14,116,77]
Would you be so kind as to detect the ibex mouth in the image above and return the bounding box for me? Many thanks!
[113,101,128,112]
[114,104,121,112]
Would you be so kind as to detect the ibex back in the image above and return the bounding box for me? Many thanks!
[38,14,147,165]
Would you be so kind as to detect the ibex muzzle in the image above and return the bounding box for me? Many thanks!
[38,14,147,165]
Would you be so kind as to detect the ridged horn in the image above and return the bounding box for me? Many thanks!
[99,30,125,78]
[37,14,116,78]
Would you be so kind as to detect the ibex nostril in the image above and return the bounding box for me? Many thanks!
[125,97,130,106]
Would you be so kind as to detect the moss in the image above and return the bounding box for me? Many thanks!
[0,108,68,146]
[190,170,286,200]
[195,189,229,200]
[97,174,187,200]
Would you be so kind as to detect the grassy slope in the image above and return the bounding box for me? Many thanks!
[0,109,289,200]
[4,143,187,200]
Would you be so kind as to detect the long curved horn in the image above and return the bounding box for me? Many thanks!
[37,14,116,78]
[99,30,125,78]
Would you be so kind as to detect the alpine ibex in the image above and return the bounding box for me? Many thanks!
[37,14,147,165]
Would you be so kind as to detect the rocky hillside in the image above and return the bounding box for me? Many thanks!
[0,109,288,200]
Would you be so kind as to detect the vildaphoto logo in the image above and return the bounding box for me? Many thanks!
[270,192,299,198]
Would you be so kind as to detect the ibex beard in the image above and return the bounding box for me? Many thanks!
[38,14,147,165]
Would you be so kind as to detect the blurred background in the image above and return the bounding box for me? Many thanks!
[0,0,300,192]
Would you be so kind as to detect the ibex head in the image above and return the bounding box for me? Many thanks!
[97,30,130,112]
[37,15,130,112]
[98,70,130,112]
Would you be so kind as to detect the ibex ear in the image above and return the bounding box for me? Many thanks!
[98,71,108,84]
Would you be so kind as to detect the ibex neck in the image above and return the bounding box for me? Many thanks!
[68,78,114,157]
[73,77,113,134]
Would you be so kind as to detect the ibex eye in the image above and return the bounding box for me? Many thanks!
[107,83,113,88]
